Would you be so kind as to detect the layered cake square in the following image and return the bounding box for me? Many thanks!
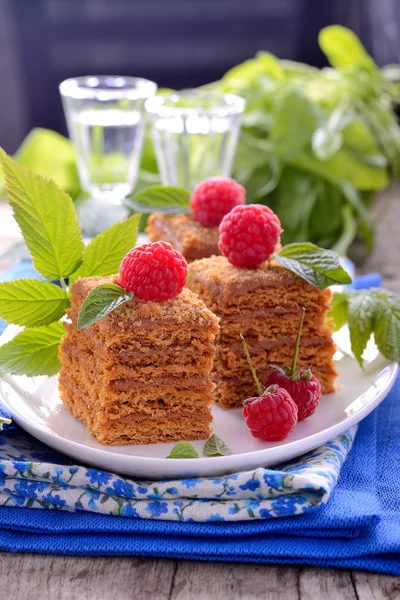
[187,256,337,409]
[147,213,220,262]
[59,276,219,444]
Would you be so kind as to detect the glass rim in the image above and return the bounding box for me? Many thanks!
[59,75,158,101]
[144,91,245,117]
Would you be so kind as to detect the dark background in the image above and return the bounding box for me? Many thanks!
[1,0,399,153]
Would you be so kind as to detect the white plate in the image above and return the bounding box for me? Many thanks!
[0,325,397,479]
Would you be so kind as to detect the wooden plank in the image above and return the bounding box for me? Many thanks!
[0,552,176,600]
[299,568,357,600]
[170,562,300,600]
[353,571,400,600]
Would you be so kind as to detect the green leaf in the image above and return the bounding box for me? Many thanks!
[0,149,84,280]
[166,441,200,459]
[70,213,141,284]
[0,279,69,327]
[347,291,376,365]
[329,291,350,332]
[270,88,319,160]
[319,26,378,74]
[0,321,65,377]
[203,434,232,457]
[275,243,352,289]
[373,291,400,363]
[134,185,190,208]
[77,284,133,331]
[0,417,11,430]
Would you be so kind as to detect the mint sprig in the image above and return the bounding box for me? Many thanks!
[0,280,69,327]
[0,148,84,280]
[0,149,142,377]
[166,441,200,459]
[77,284,133,331]
[0,321,65,377]
[203,433,232,457]
[275,242,352,290]
[330,288,400,365]
[134,185,190,208]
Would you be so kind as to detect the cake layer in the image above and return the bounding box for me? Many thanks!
[60,384,211,445]
[147,212,220,262]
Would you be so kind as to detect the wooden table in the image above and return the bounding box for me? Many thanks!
[0,197,399,599]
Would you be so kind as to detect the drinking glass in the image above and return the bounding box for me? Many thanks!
[60,75,157,204]
[145,91,245,190]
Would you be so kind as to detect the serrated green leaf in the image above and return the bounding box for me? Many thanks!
[77,284,133,331]
[70,214,141,284]
[0,417,11,430]
[0,321,65,377]
[275,243,352,289]
[203,434,232,457]
[0,279,69,327]
[319,25,378,74]
[373,291,400,363]
[0,148,84,280]
[134,185,190,208]
[329,292,350,332]
[166,441,200,459]
[347,291,376,365]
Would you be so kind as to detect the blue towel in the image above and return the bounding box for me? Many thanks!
[0,262,398,574]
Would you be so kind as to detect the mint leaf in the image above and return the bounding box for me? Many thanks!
[70,213,141,284]
[0,321,65,377]
[203,434,232,457]
[0,280,69,327]
[0,417,11,430]
[275,243,352,289]
[347,291,376,366]
[330,291,350,331]
[373,291,400,363]
[166,441,200,459]
[0,149,84,280]
[134,185,190,208]
[77,284,133,331]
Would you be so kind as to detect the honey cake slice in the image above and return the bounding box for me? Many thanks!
[187,255,337,409]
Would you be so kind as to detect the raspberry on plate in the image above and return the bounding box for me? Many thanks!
[218,204,282,268]
[190,177,245,228]
[118,241,188,301]
[265,308,322,420]
[240,334,298,441]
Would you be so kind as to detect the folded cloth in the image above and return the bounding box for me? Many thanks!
[0,262,399,574]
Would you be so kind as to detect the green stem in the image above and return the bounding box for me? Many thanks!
[59,277,68,294]
[240,334,263,396]
[291,308,306,376]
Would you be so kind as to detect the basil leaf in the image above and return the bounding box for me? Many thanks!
[0,149,84,280]
[0,279,69,327]
[70,213,141,284]
[77,284,133,331]
[134,185,190,208]
[329,291,350,332]
[203,434,232,457]
[166,441,200,459]
[275,243,352,289]
[347,291,377,366]
[373,291,400,363]
[0,321,65,377]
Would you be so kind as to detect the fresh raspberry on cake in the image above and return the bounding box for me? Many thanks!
[243,385,298,441]
[119,241,188,301]
[265,308,322,420]
[190,177,245,227]
[218,204,282,268]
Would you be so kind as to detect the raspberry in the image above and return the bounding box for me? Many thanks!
[190,177,245,227]
[266,369,321,421]
[243,385,298,441]
[118,241,188,301]
[265,308,322,421]
[218,204,282,268]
